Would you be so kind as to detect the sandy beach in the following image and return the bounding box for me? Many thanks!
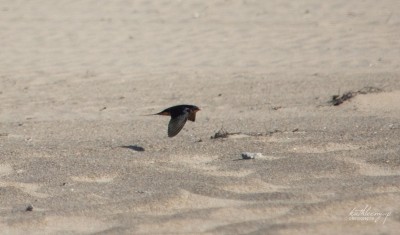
[1,0,400,234]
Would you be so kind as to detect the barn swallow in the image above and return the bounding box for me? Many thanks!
[152,105,200,137]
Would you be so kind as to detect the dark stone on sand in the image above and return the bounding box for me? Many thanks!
[25,204,33,212]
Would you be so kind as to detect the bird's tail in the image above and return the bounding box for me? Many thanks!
[141,111,169,116]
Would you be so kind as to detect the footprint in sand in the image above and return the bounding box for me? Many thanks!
[354,90,400,115]
[173,155,254,177]
[135,190,291,234]
[0,181,49,198]
[71,174,117,183]
[222,178,288,194]
[134,189,249,215]
[0,216,114,234]
[338,157,400,176]
[0,164,13,177]
[290,142,360,153]
[0,164,49,198]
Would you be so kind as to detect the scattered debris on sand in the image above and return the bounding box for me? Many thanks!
[211,127,294,139]
[358,86,382,94]
[330,86,382,106]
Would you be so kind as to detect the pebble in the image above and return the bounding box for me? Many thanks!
[25,204,33,212]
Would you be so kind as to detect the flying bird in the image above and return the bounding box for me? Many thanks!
[152,104,200,137]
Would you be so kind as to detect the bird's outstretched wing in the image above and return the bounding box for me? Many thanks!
[168,113,188,137]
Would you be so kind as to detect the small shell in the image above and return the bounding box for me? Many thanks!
[241,152,263,160]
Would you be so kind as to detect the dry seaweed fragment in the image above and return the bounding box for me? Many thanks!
[211,127,230,139]
[211,127,241,139]
[329,86,382,106]
[330,91,356,106]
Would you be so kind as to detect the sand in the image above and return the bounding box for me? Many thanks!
[1,0,400,234]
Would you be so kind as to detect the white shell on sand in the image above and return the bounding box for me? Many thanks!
[241,152,263,159]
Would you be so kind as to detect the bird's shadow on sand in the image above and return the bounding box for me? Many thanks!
[120,145,145,152]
